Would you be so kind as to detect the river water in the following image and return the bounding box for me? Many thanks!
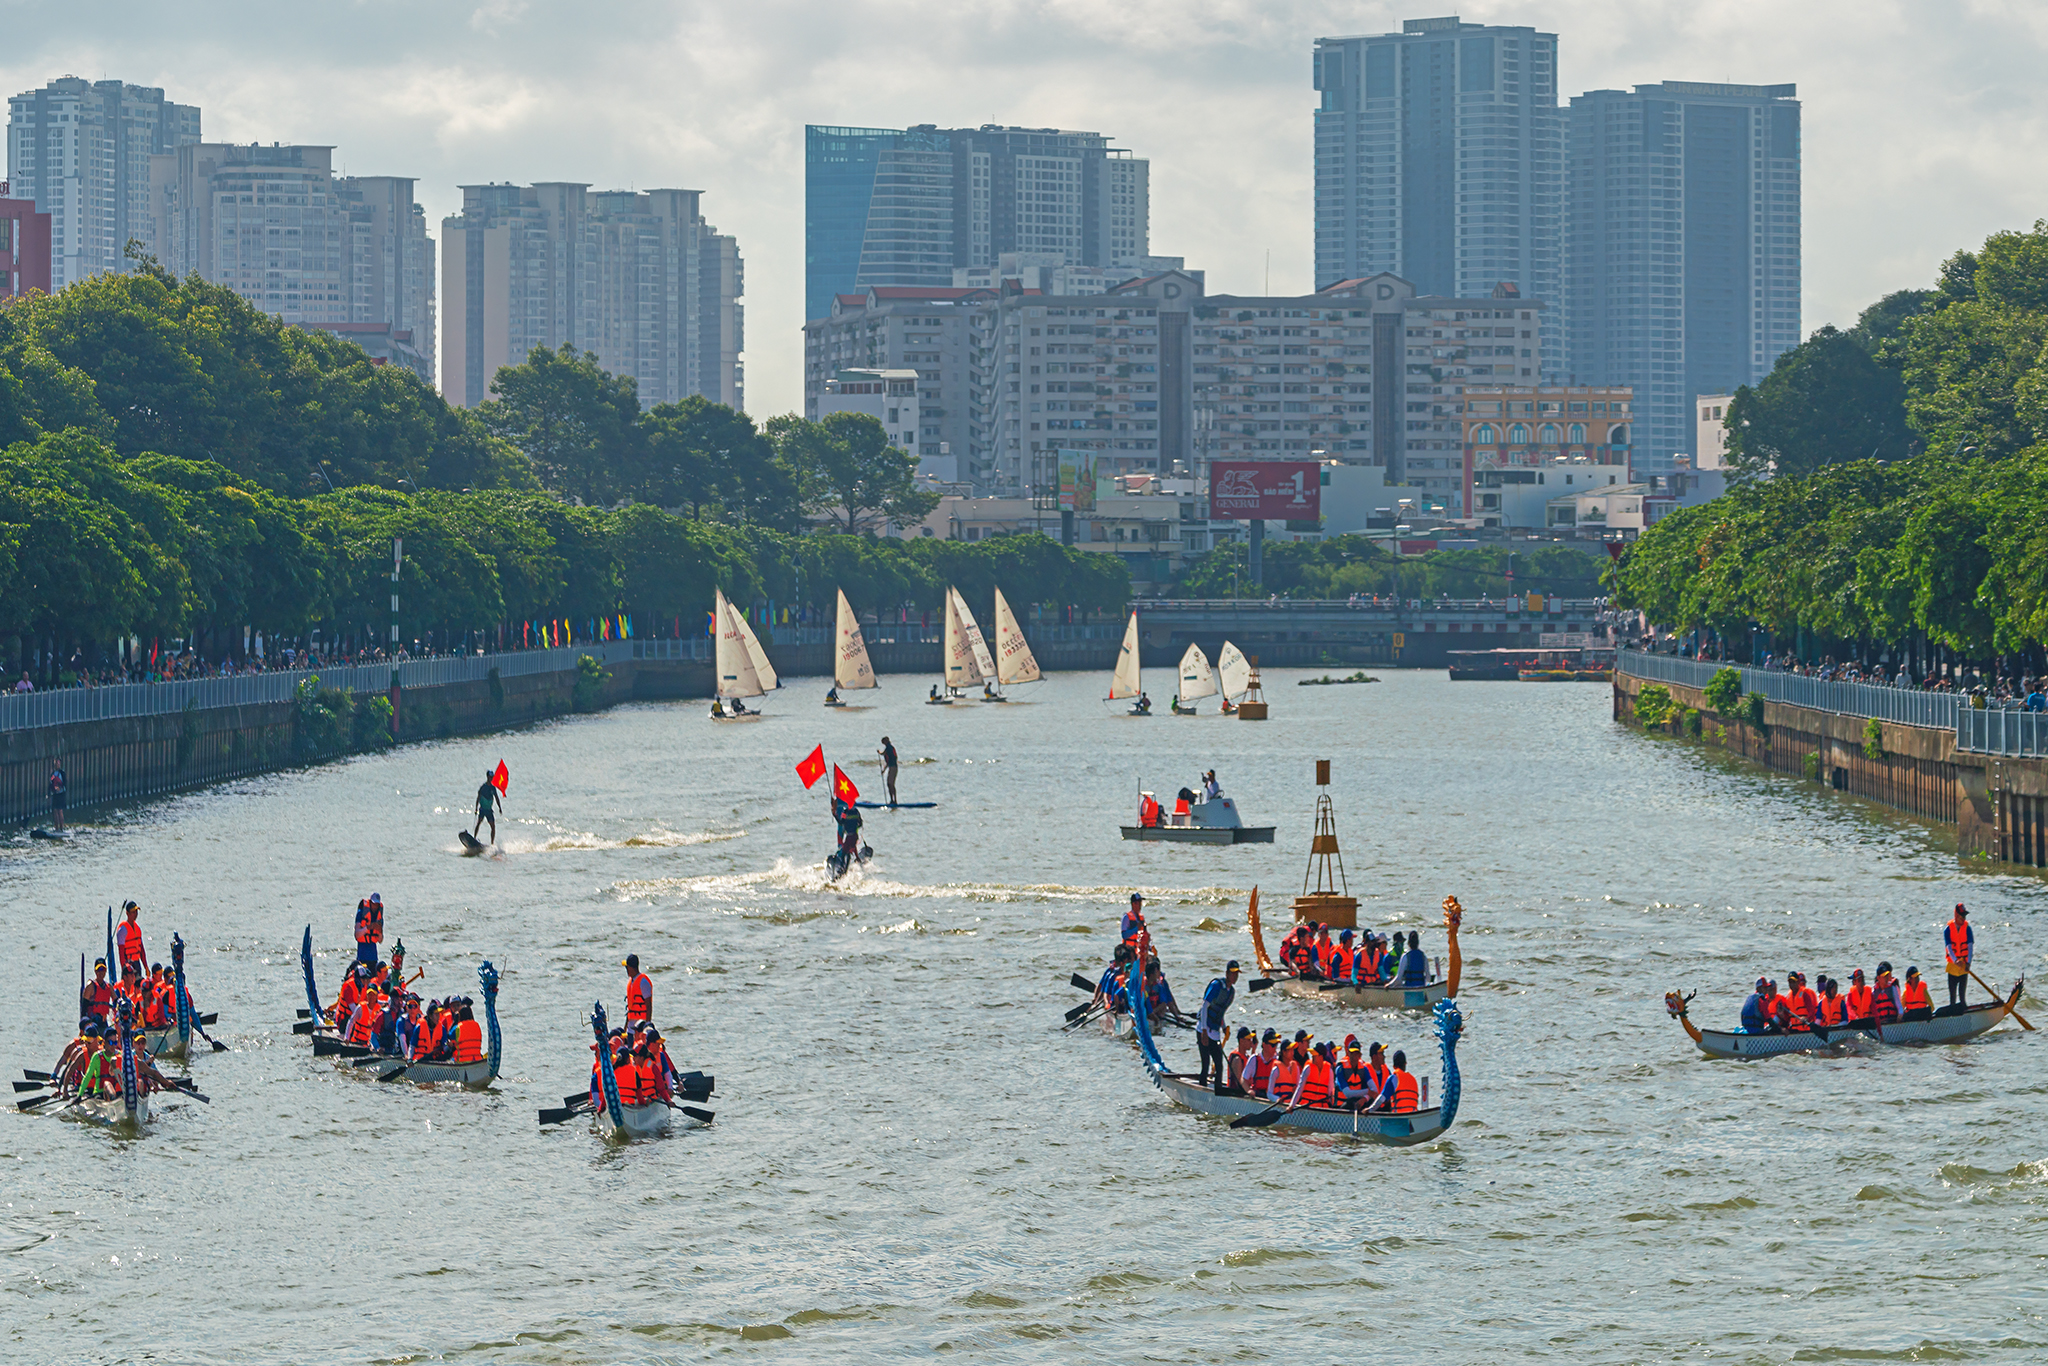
[1,668,2041,1364]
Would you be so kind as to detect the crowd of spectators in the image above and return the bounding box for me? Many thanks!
[8,643,439,694]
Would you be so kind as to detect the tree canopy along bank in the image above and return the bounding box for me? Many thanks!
[1609,221,2048,674]
[0,263,1120,680]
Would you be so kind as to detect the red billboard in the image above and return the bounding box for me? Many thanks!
[1209,461,1321,521]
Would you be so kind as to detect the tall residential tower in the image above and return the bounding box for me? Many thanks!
[7,77,201,289]
[805,123,1147,321]
[1313,15,1561,364]
[1565,81,1800,472]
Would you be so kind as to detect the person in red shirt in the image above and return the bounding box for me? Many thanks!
[81,959,113,1023]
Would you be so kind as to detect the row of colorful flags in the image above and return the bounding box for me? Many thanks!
[521,616,634,648]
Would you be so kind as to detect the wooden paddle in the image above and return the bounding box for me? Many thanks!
[1971,969,2034,1029]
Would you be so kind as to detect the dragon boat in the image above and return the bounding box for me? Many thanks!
[306,958,503,1087]
[1665,983,2025,1059]
[584,1001,713,1140]
[140,933,208,1059]
[1247,888,1461,1011]
[67,997,151,1132]
[1130,963,1465,1143]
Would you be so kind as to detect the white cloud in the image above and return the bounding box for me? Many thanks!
[5,0,2045,414]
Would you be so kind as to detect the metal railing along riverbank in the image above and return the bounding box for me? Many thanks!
[1618,650,2048,757]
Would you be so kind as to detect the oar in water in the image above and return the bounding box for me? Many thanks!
[1063,1000,1094,1023]
[673,1103,715,1124]
[200,1013,217,1026]
[13,1080,47,1093]
[538,1104,585,1126]
[1230,1096,1311,1130]
[1246,978,1276,993]
[191,1021,229,1053]
[1970,969,2035,1030]
[17,1092,66,1112]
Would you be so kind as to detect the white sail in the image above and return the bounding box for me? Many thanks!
[1108,610,1143,699]
[944,590,984,690]
[1178,643,1217,700]
[992,587,1041,685]
[834,589,877,690]
[714,590,763,699]
[731,598,778,691]
[1217,640,1252,699]
[951,587,997,681]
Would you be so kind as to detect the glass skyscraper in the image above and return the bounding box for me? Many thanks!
[805,123,1148,322]
[1565,82,1801,473]
[1312,16,1561,348]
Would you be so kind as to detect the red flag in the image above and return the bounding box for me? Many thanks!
[492,761,509,795]
[795,745,827,790]
[831,764,859,805]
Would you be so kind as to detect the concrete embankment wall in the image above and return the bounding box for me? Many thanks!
[1612,673,2048,871]
[0,636,1122,828]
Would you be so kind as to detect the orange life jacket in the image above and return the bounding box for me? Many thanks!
[1172,796,1190,819]
[1390,1068,1420,1113]
[1818,994,1846,1026]
[1365,1061,1393,1098]
[1285,940,1317,977]
[355,901,383,945]
[1314,939,1335,975]
[1946,921,1971,966]
[1270,1058,1301,1099]
[1871,977,1900,1023]
[144,984,171,1028]
[650,1047,674,1101]
[1327,945,1356,980]
[1901,978,1932,1013]
[617,1058,655,1106]
[449,1018,484,1063]
[626,974,652,1023]
[116,921,144,966]
[1242,1051,1273,1095]
[1334,1063,1371,1101]
[1786,987,1819,1025]
[1844,985,1873,1020]
[1296,1057,1336,1107]
[346,1000,382,1046]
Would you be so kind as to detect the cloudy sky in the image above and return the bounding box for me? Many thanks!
[8,0,2043,415]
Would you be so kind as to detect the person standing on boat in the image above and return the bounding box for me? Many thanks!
[879,737,899,806]
[115,902,147,979]
[1194,960,1240,1090]
[1944,905,1974,1008]
[1120,893,1147,949]
[82,959,113,1023]
[353,894,384,967]
[1202,771,1221,801]
[623,955,654,1025]
[47,759,65,830]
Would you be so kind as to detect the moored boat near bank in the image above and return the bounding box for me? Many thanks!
[1666,982,2024,1058]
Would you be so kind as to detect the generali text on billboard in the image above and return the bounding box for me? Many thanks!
[1208,461,1321,521]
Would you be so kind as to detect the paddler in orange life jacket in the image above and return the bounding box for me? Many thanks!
[1312,924,1337,978]
[623,954,653,1025]
[82,958,113,1023]
[1329,929,1359,983]
[354,893,384,967]
[1899,966,1934,1020]
[448,1001,485,1063]
[1334,1036,1376,1108]
[1870,962,1902,1024]
[1284,921,1321,979]
[1368,1048,1421,1114]
[1243,1028,1280,1099]
[1843,968,1874,1023]
[1783,972,1819,1029]
[1120,893,1147,948]
[1816,976,1847,1026]
[1944,904,1974,1008]
[1290,1040,1338,1109]
[116,901,147,978]
[1225,1027,1255,1096]
[143,965,173,1028]
[1268,1033,1305,1101]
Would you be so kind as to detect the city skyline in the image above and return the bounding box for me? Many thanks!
[0,0,2036,421]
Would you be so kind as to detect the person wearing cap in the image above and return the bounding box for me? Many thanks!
[81,958,113,1024]
[116,901,147,978]
[1334,1038,1375,1108]
[1268,1032,1305,1102]
[1871,962,1902,1025]
[1310,924,1338,978]
[1397,930,1429,988]
[624,954,653,1025]
[1094,942,1135,1014]
[1225,1027,1255,1095]
[1363,1041,1393,1101]
[142,965,172,1030]
[1328,929,1359,984]
[1290,1040,1338,1109]
[1367,1049,1421,1114]
[1843,968,1874,1022]
[1783,972,1819,1029]
[1245,1029,1280,1099]
[1120,893,1147,948]
[353,893,384,967]
[1194,960,1241,1091]
[448,1000,485,1064]
[1899,966,1933,1020]
[1141,957,1179,1026]
[1740,977,1773,1034]
[1944,904,1974,1009]
[1284,922,1321,979]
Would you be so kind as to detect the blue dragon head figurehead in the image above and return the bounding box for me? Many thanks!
[590,1000,624,1130]
[477,961,502,1079]
[113,992,140,1117]
[170,931,192,1041]
[1433,997,1465,1130]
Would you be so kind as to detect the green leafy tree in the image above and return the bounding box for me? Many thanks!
[771,412,939,533]
[642,397,800,529]
[1722,326,1915,479]
[479,345,645,505]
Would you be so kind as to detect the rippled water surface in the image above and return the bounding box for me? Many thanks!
[2,669,2043,1364]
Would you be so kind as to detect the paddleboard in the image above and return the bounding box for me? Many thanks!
[29,827,64,840]
[855,801,937,809]
[457,830,487,856]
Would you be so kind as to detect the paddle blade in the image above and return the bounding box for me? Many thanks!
[177,1090,210,1104]
[375,1066,408,1083]
[679,1105,715,1124]
[209,1039,229,1052]
[563,1092,595,1109]
[538,1106,580,1126]
[13,1080,48,1093]
[22,1069,52,1081]
[1070,973,1099,994]
[678,1083,712,1103]
[1229,1108,1284,1129]
[17,1094,61,1112]
[1064,1001,1093,1023]
[200,1013,218,1026]
[1247,978,1275,993]
[296,1009,311,1019]
[291,1021,316,1035]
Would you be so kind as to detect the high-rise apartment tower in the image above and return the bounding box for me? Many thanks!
[805,124,1147,321]
[1313,15,1561,366]
[7,77,201,289]
[1566,82,1800,473]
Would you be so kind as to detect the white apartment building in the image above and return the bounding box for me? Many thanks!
[804,286,978,481]
[145,143,435,380]
[442,182,742,410]
[951,252,1196,295]
[1696,393,1732,471]
[817,368,931,474]
[7,77,200,289]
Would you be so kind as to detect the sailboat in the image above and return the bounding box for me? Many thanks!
[1107,610,1148,715]
[712,589,776,720]
[828,589,876,707]
[986,587,1041,701]
[1172,644,1216,715]
[937,586,997,702]
[1216,640,1252,715]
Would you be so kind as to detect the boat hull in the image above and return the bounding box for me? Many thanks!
[1099,1009,1137,1042]
[143,1027,188,1059]
[1693,1001,2014,1059]
[65,1091,150,1129]
[1119,825,1276,844]
[1272,977,1448,1011]
[1153,1074,1445,1144]
[597,1101,678,1140]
